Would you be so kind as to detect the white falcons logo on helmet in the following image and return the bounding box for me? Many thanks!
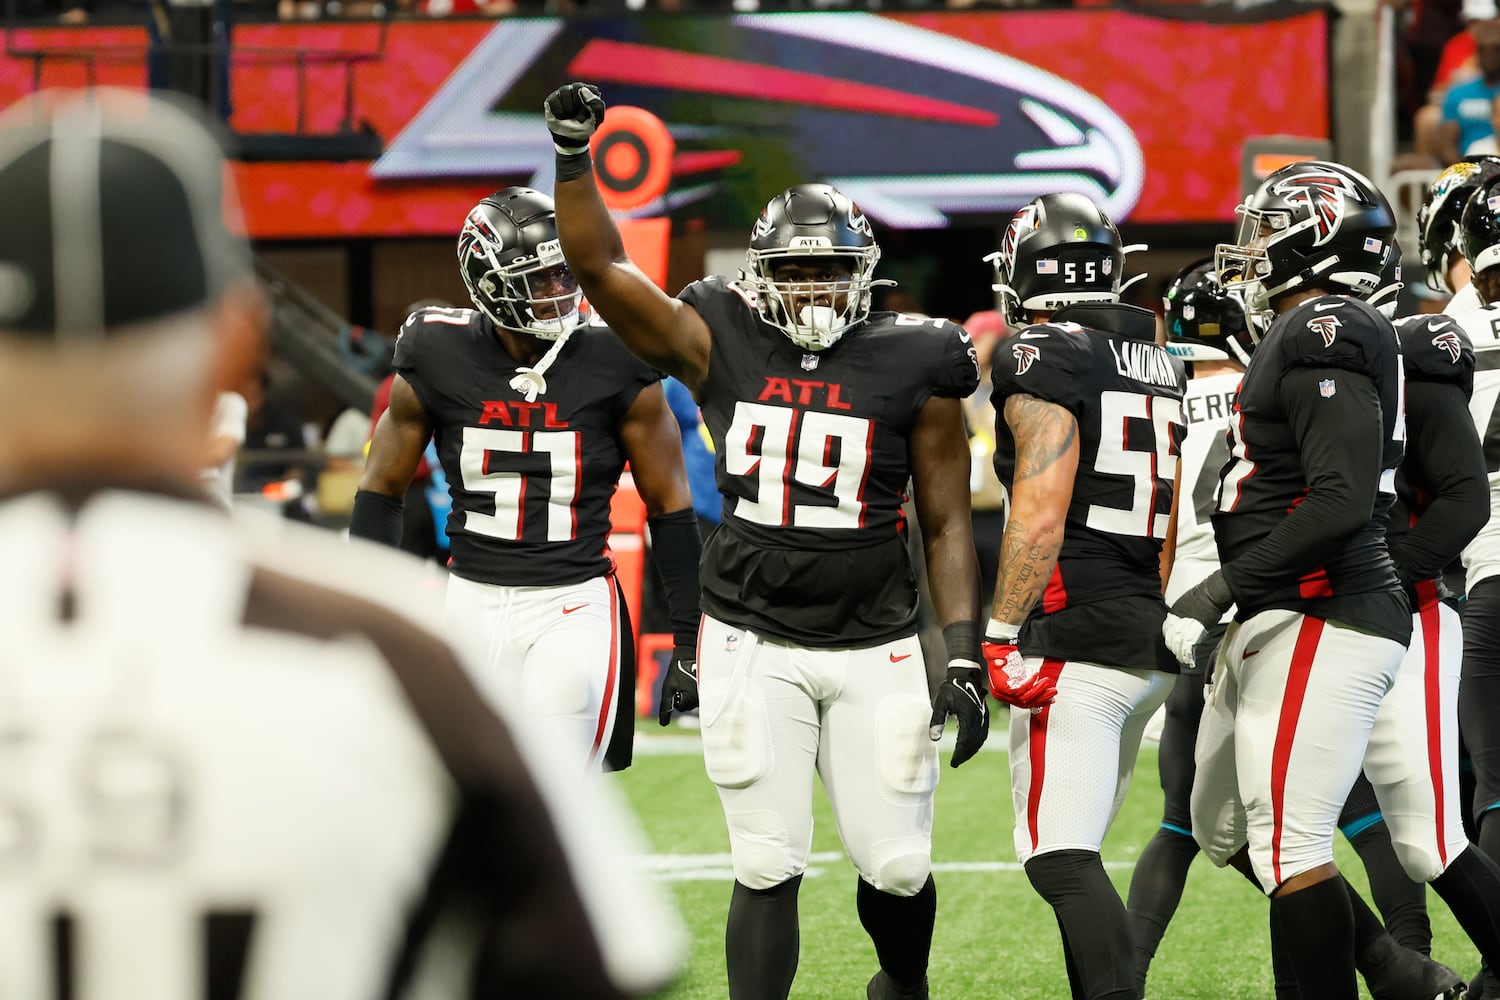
[1307,314,1341,347]
[1000,204,1039,270]
[1433,329,1463,363]
[1013,342,1041,375]
[1271,170,1365,247]
[752,213,775,240]
[847,204,872,236]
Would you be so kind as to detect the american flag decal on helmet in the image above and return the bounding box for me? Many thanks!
[1271,170,1365,247]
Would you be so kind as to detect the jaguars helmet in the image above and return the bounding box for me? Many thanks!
[988,193,1125,327]
[1162,257,1257,365]
[1461,175,1500,277]
[1216,160,1396,316]
[457,187,581,340]
[742,183,885,351]
[1417,156,1500,293]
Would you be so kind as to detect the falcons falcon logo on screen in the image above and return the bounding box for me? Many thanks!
[1307,314,1341,347]
[1013,342,1041,375]
[1432,328,1464,363]
[1271,169,1366,247]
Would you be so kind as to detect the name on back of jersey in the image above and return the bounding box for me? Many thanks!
[1108,339,1180,389]
[1183,386,1238,426]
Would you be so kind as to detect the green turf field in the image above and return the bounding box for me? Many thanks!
[615,720,1482,1000]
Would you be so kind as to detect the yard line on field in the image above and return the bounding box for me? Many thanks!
[637,851,1133,881]
[636,729,1161,757]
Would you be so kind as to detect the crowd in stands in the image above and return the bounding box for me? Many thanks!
[1407,0,1500,166]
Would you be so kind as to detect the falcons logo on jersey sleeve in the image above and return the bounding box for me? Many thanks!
[1013,342,1041,375]
[1433,328,1463,364]
[1307,314,1341,347]
[1272,170,1364,246]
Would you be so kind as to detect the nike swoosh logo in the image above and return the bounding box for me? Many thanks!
[1242,649,1260,659]
[1428,319,1447,332]
[1313,301,1345,311]
[563,604,589,614]
[1019,331,1049,340]
[959,330,972,343]
[889,652,912,662]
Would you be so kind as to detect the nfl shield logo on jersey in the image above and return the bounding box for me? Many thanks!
[1319,378,1337,398]
[801,353,819,371]
[725,634,739,652]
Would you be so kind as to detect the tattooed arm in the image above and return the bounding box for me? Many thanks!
[989,393,1080,625]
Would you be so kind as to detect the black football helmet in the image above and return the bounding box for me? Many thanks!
[1461,175,1500,277]
[1366,237,1404,319]
[1417,156,1500,293]
[457,187,581,340]
[742,183,885,351]
[988,193,1125,327]
[1161,257,1256,365]
[1216,160,1396,316]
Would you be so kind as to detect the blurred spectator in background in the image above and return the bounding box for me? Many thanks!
[960,309,1008,609]
[201,386,249,509]
[1428,0,1500,163]
[1394,0,1466,142]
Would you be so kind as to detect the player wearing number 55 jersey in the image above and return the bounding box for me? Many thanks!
[984,193,1185,1000]
[546,82,986,1000]
[1165,160,1413,999]
[351,186,703,776]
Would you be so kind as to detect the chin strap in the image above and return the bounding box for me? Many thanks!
[509,328,573,402]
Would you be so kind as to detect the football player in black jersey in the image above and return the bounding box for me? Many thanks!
[982,193,1185,1000]
[1160,159,1497,999]
[1128,261,1467,1000]
[350,186,704,776]
[545,82,986,1000]
[1448,178,1500,1000]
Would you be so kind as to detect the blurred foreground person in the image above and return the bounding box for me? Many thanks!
[0,87,680,1000]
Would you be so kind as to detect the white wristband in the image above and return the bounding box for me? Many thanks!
[985,618,1024,644]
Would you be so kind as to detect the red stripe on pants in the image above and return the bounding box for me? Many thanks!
[1026,659,1067,852]
[1270,617,1324,886]
[591,582,621,760]
[1417,581,1449,867]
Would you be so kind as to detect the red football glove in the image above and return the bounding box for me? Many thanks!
[982,640,1057,711]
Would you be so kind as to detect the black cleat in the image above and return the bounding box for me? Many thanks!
[1362,944,1465,1000]
[866,971,930,1000]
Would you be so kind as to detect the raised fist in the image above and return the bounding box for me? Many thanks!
[544,82,606,155]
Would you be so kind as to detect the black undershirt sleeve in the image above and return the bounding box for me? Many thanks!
[1388,379,1490,589]
[1220,366,1384,607]
[647,508,703,655]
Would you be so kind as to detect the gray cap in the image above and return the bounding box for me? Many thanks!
[0,88,252,338]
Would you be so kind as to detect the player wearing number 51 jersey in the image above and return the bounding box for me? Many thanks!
[547,80,986,1000]
[984,193,1186,1000]
[351,186,702,777]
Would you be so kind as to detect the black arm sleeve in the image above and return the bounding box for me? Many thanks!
[349,489,405,548]
[1220,367,1384,605]
[646,508,703,655]
[1388,379,1490,587]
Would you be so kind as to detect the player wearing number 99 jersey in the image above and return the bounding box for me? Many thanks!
[351,187,703,777]
[985,193,1186,1000]
[551,80,985,1000]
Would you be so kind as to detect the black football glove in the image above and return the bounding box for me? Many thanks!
[928,664,990,768]
[657,646,699,727]
[1163,569,1234,668]
[543,82,606,156]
